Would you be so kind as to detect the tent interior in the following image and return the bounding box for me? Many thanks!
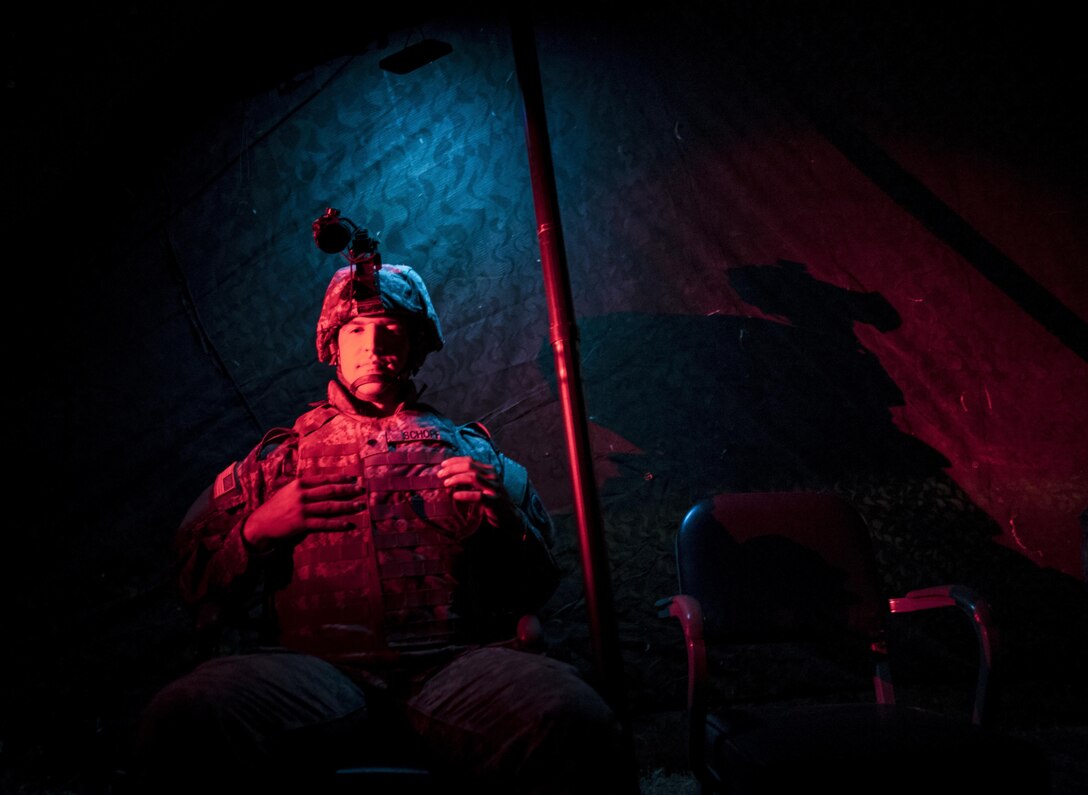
[6,3,1086,792]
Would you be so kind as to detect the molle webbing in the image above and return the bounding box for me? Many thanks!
[276,431,475,658]
[367,448,467,649]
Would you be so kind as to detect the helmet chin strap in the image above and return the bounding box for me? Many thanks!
[349,372,394,394]
[341,363,412,400]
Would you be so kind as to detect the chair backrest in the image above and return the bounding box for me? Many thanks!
[667,492,1051,793]
[677,492,888,645]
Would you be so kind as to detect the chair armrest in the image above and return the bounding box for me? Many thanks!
[889,584,994,725]
[656,595,708,774]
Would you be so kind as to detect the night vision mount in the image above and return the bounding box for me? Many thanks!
[312,207,382,306]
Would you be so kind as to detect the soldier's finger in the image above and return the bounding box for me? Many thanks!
[451,489,498,503]
[303,517,359,531]
[437,458,494,477]
[303,498,368,515]
[301,482,365,502]
[441,471,478,487]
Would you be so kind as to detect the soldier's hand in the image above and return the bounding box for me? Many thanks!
[437,456,513,527]
[242,476,366,550]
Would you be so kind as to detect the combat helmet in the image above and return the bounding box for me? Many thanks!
[315,263,444,374]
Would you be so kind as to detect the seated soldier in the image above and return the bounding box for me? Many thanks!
[132,250,625,794]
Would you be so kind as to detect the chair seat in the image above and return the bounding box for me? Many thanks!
[707,703,1050,794]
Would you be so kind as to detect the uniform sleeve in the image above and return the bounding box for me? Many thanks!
[497,453,556,548]
[498,452,562,611]
[174,429,296,609]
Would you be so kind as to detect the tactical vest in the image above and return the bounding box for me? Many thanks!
[273,406,485,660]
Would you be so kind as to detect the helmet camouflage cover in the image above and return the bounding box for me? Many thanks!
[315,263,445,371]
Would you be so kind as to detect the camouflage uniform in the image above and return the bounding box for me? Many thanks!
[177,376,560,680]
[135,264,624,794]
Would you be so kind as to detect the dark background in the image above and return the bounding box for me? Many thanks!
[4,3,1086,792]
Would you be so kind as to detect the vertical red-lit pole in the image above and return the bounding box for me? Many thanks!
[509,13,635,779]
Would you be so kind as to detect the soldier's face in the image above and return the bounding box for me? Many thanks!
[336,315,413,403]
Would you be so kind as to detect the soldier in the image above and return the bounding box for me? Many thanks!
[133,260,624,793]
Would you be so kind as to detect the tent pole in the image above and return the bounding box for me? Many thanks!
[509,9,633,756]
